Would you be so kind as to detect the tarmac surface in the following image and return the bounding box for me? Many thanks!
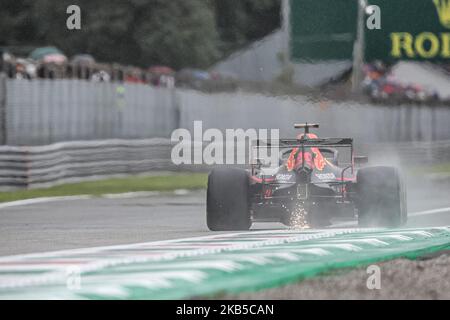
[0,177,449,300]
[1,179,449,257]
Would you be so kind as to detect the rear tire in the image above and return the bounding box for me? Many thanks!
[356,166,407,228]
[207,168,251,231]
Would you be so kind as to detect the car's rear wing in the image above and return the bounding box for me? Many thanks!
[253,138,353,148]
[251,137,355,174]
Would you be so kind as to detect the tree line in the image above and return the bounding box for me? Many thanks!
[1,0,280,69]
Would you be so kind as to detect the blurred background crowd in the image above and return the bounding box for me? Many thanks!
[0,46,236,89]
[1,0,449,101]
[0,0,281,90]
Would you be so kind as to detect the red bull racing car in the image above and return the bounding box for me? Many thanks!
[207,123,407,231]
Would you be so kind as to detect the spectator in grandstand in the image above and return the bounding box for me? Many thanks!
[92,70,111,82]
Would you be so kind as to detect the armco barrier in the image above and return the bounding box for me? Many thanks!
[0,139,175,190]
[0,138,449,190]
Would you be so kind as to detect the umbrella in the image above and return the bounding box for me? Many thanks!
[71,54,95,65]
[148,65,174,75]
[42,53,67,64]
[29,47,65,61]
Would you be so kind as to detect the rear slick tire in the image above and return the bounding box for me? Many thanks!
[356,166,407,228]
[206,168,251,231]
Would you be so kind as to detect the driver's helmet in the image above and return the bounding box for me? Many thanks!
[296,133,318,140]
[287,133,325,171]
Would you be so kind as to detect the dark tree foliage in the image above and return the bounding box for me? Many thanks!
[0,0,281,69]
[0,0,36,46]
[213,0,281,53]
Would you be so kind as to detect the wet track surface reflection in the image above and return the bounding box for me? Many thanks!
[0,179,449,257]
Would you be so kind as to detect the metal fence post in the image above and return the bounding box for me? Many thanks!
[352,0,367,93]
[0,72,7,145]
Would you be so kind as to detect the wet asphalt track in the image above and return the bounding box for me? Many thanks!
[1,179,450,257]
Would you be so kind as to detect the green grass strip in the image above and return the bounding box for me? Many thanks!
[0,173,208,203]
[409,162,450,175]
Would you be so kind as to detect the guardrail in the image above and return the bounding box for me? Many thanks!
[0,139,176,190]
[1,138,449,191]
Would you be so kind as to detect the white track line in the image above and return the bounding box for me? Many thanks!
[0,195,93,209]
[0,190,195,210]
[332,207,450,228]
[331,221,357,228]
[409,207,450,217]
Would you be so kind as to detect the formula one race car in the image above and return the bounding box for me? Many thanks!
[207,123,407,231]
